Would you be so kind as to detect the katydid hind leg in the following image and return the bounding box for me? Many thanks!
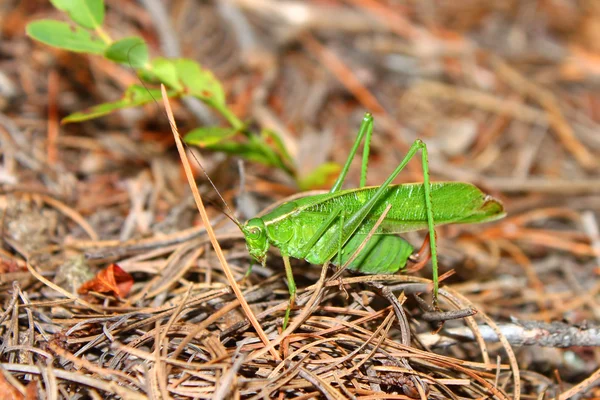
[325,139,440,303]
[418,142,439,306]
[337,212,345,267]
[330,113,374,193]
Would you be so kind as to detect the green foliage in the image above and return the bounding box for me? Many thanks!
[184,126,239,147]
[50,0,104,29]
[173,59,225,108]
[62,85,165,123]
[26,20,106,54]
[25,0,340,185]
[148,58,182,91]
[185,127,294,176]
[105,37,148,68]
[297,162,341,191]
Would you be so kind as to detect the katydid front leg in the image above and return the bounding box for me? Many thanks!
[283,206,345,329]
[282,255,296,330]
[330,113,374,193]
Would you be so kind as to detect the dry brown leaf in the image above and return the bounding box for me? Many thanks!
[0,372,25,400]
[78,263,134,298]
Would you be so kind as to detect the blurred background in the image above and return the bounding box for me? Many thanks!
[1,1,599,399]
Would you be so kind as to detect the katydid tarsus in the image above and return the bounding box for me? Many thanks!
[237,113,505,328]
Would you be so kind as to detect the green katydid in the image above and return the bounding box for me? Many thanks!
[235,113,505,327]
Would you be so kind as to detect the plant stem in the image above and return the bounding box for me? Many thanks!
[95,26,113,45]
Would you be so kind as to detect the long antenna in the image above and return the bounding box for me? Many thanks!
[206,196,242,227]
[186,147,241,227]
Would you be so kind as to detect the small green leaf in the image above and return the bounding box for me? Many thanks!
[205,140,295,176]
[204,142,277,166]
[173,59,225,106]
[26,20,106,54]
[148,58,183,91]
[105,37,148,68]
[297,162,341,190]
[62,100,127,123]
[137,68,156,83]
[184,126,238,147]
[50,0,105,29]
[262,129,294,166]
[62,85,173,123]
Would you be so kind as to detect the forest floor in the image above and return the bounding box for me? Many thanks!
[1,1,600,399]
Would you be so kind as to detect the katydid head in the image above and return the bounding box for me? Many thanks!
[242,218,269,265]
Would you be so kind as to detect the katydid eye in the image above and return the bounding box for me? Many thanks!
[248,227,261,239]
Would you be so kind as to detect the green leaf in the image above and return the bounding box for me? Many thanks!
[137,68,156,83]
[50,0,105,29]
[297,162,341,190]
[62,85,173,123]
[204,142,278,166]
[148,58,183,91]
[184,126,238,147]
[105,37,148,68]
[205,140,295,176]
[261,129,294,167]
[173,59,225,106]
[26,20,106,54]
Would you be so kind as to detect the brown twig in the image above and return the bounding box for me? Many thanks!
[422,320,600,348]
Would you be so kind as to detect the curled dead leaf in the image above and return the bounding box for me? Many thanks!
[78,263,133,298]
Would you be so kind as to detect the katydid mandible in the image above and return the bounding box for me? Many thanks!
[240,113,505,325]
